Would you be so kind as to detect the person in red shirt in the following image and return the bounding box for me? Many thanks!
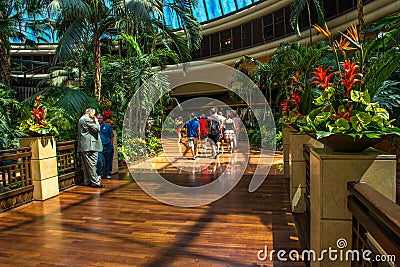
[198,114,208,139]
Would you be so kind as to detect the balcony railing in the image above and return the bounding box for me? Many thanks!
[347,182,400,266]
[0,147,34,211]
[56,141,83,190]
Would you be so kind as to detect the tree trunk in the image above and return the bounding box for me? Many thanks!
[93,25,102,101]
[0,42,11,86]
[357,0,364,40]
[307,1,313,45]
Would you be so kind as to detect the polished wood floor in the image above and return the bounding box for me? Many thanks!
[0,141,304,267]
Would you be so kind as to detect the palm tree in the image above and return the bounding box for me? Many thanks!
[290,0,325,45]
[0,0,50,86]
[49,0,201,101]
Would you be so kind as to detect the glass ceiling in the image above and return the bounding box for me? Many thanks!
[11,0,260,43]
[164,0,260,28]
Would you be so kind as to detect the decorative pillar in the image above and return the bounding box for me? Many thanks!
[309,147,396,267]
[289,133,323,212]
[20,136,59,200]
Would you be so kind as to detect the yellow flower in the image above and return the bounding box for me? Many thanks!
[313,23,331,39]
[346,24,359,43]
[335,36,356,51]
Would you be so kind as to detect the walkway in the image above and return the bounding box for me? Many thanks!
[0,141,304,267]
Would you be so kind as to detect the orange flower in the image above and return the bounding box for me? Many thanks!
[339,60,363,99]
[313,23,331,39]
[346,24,359,43]
[335,36,355,51]
[291,72,302,84]
[311,66,335,89]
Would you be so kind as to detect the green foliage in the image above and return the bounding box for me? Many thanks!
[290,0,324,39]
[363,48,400,99]
[0,84,23,149]
[119,137,162,163]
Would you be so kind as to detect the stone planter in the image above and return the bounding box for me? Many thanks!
[19,136,59,200]
[283,126,297,179]
[287,129,324,213]
[309,147,396,267]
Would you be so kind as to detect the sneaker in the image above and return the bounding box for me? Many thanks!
[106,176,112,179]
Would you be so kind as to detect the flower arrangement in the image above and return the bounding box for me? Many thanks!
[282,23,400,140]
[19,95,59,137]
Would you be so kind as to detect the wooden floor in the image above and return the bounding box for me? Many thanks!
[0,142,304,267]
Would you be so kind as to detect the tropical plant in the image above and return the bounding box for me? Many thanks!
[233,43,326,118]
[289,24,400,139]
[19,95,59,136]
[0,0,51,86]
[290,0,325,44]
[49,0,201,100]
[0,83,23,149]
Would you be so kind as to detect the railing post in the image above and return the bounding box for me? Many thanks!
[19,136,59,200]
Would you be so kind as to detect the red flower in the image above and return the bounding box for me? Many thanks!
[280,100,290,113]
[339,60,363,99]
[311,66,335,89]
[292,93,301,107]
[31,108,45,122]
[102,110,113,120]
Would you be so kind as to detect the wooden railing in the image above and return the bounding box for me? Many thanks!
[347,182,400,266]
[0,147,34,211]
[56,141,82,190]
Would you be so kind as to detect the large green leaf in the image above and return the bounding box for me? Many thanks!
[350,90,371,105]
[314,87,335,106]
[316,130,332,139]
[350,112,372,132]
[335,118,350,131]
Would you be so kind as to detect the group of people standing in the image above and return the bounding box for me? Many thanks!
[77,108,114,188]
[175,108,239,160]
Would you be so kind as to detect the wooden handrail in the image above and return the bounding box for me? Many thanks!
[347,182,400,237]
[0,147,31,161]
[56,140,77,152]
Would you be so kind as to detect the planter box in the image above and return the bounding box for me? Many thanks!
[309,147,396,267]
[288,131,324,213]
[19,136,59,200]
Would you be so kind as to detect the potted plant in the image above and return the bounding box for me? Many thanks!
[19,95,59,137]
[282,24,400,152]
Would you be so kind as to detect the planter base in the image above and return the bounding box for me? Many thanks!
[307,133,382,152]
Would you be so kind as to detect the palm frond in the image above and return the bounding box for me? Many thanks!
[364,48,400,98]
[119,33,143,57]
[290,0,307,36]
[312,0,325,27]
[55,19,88,62]
[48,0,91,18]
[163,2,202,51]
